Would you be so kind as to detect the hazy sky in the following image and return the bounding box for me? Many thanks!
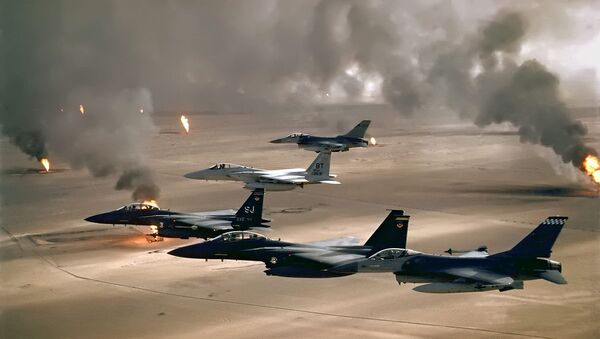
[1,0,598,199]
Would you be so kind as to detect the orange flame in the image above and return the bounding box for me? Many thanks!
[142,199,159,208]
[40,158,50,172]
[369,137,377,146]
[180,115,190,133]
[79,104,85,114]
[583,155,600,184]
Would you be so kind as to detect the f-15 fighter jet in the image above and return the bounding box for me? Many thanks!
[270,120,371,152]
[184,151,339,191]
[168,210,410,277]
[169,211,568,293]
[85,189,269,240]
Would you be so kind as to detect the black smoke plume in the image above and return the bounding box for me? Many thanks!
[1,1,597,189]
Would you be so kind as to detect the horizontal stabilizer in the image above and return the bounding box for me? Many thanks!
[319,180,341,185]
[539,270,567,284]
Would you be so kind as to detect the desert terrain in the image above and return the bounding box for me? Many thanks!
[1,107,599,338]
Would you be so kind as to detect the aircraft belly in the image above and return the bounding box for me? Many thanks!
[395,274,441,284]
[412,282,508,293]
[243,182,296,191]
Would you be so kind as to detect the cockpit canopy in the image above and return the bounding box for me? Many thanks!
[209,163,245,170]
[118,203,159,211]
[369,248,420,260]
[286,133,305,138]
[212,231,266,242]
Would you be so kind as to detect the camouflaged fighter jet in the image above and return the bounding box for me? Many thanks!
[183,151,339,191]
[270,120,371,152]
[168,210,409,277]
[85,189,269,240]
[331,215,568,293]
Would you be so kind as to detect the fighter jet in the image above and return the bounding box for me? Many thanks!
[169,211,568,293]
[332,215,568,293]
[85,189,269,240]
[168,210,410,277]
[270,120,371,152]
[184,151,339,191]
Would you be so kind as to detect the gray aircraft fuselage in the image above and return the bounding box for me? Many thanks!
[270,134,368,152]
[168,231,375,277]
[86,207,234,239]
[332,252,562,292]
[85,189,268,239]
[169,210,411,277]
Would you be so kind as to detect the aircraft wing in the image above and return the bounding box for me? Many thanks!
[251,246,364,267]
[259,173,308,184]
[233,169,307,184]
[315,141,346,148]
[289,248,365,267]
[306,236,361,247]
[291,252,363,266]
[458,251,489,258]
[139,215,234,230]
[190,209,236,216]
[444,267,515,286]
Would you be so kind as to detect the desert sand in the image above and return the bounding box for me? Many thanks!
[1,106,599,338]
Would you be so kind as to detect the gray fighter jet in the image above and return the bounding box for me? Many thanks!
[85,189,269,240]
[169,211,568,293]
[184,151,339,191]
[270,120,371,152]
[333,216,568,293]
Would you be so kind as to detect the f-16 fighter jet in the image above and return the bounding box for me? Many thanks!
[270,120,371,152]
[184,151,339,191]
[333,216,568,293]
[169,211,568,293]
[85,189,269,240]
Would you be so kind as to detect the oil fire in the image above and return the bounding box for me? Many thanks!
[142,200,159,208]
[40,158,50,172]
[583,155,600,184]
[370,137,377,146]
[180,115,190,133]
[79,104,85,114]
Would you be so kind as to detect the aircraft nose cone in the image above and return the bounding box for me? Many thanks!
[184,170,206,180]
[168,244,203,258]
[269,138,284,144]
[84,213,111,224]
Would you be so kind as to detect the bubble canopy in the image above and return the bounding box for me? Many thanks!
[208,163,245,170]
[117,203,159,211]
[210,231,267,242]
[368,248,421,259]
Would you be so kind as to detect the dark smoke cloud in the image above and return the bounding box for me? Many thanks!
[115,167,160,201]
[1,0,597,189]
[1,1,159,200]
[476,60,596,166]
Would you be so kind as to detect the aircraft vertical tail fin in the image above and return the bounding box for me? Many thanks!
[497,216,567,258]
[232,188,268,229]
[343,120,371,138]
[364,210,409,251]
[306,151,333,181]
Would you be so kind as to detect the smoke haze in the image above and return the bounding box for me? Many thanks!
[1,0,599,195]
